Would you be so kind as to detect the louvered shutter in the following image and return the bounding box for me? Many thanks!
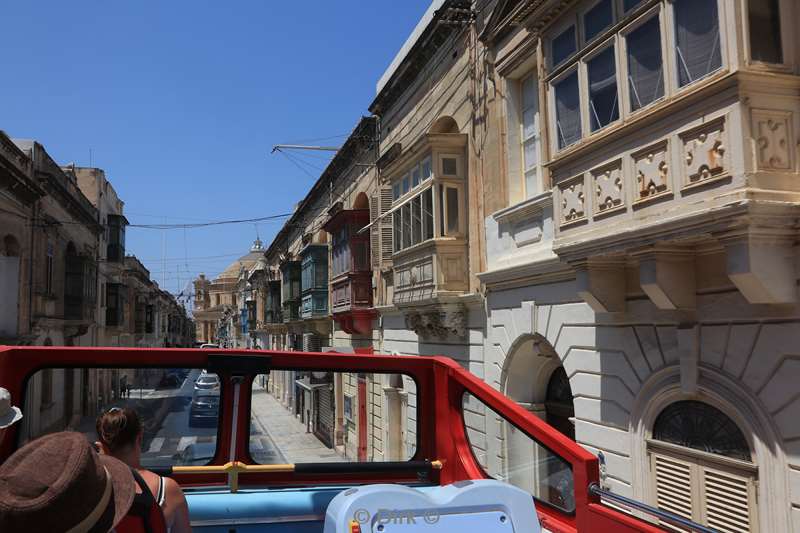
[379,187,393,262]
[370,194,380,267]
[650,448,758,533]
[652,452,694,531]
[702,466,756,533]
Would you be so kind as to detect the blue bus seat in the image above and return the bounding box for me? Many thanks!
[324,479,541,532]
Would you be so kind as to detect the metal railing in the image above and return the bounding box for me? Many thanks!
[588,483,717,533]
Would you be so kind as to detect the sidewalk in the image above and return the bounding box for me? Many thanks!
[251,389,344,463]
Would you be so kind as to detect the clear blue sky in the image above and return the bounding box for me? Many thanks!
[3,0,430,296]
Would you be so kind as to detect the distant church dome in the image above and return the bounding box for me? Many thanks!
[217,238,265,280]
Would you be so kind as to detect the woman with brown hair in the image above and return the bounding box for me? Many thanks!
[96,407,192,533]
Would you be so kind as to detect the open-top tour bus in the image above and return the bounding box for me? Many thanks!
[0,347,711,532]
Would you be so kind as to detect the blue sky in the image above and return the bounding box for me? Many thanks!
[3,0,430,296]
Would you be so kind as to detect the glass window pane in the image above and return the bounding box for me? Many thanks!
[749,0,782,64]
[392,183,400,201]
[402,175,410,194]
[588,46,619,131]
[402,204,411,249]
[522,108,538,141]
[411,167,421,188]
[442,157,458,176]
[627,15,664,111]
[446,187,459,235]
[438,184,445,237]
[252,372,418,463]
[462,392,575,513]
[19,368,219,469]
[411,196,422,246]
[552,25,576,67]
[421,157,432,181]
[584,0,613,42]
[523,139,538,172]
[554,71,581,149]
[522,75,537,111]
[395,212,402,253]
[423,188,434,241]
[674,0,722,87]
[525,169,538,198]
[623,0,643,12]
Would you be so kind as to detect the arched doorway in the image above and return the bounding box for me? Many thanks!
[503,335,574,438]
[545,367,575,440]
[501,336,575,497]
[649,400,757,531]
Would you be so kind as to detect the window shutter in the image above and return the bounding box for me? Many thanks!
[702,467,755,533]
[651,448,758,533]
[379,187,393,263]
[370,195,380,267]
[652,452,695,529]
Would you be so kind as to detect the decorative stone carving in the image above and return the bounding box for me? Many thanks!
[405,308,467,339]
[633,141,670,203]
[681,118,727,187]
[752,109,792,171]
[558,175,586,227]
[592,161,624,217]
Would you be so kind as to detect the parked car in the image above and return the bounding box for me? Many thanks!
[189,391,220,427]
[194,372,220,392]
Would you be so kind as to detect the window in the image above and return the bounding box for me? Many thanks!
[521,74,540,197]
[446,187,460,235]
[649,401,757,532]
[422,188,434,241]
[21,367,220,468]
[441,156,458,176]
[402,175,410,195]
[462,392,575,513]
[552,25,576,67]
[584,0,613,42]
[547,0,723,152]
[250,371,417,463]
[392,183,400,201]
[411,166,421,187]
[674,0,722,87]
[391,154,462,253]
[421,156,432,181]
[748,0,782,64]
[588,45,619,131]
[627,15,664,111]
[555,71,581,148]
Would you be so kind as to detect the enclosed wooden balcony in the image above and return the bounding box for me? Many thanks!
[323,204,374,335]
[300,244,329,320]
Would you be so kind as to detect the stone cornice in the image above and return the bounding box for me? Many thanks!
[478,255,574,289]
[492,191,552,225]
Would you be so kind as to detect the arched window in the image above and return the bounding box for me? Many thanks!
[653,400,750,461]
[649,400,757,532]
[545,367,575,440]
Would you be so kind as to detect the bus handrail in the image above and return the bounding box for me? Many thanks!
[588,483,717,533]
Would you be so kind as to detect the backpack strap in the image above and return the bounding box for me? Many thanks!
[129,469,155,533]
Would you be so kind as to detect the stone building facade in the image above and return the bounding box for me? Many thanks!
[476,0,800,531]
[190,0,800,529]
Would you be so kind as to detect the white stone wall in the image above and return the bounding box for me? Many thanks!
[485,280,800,531]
